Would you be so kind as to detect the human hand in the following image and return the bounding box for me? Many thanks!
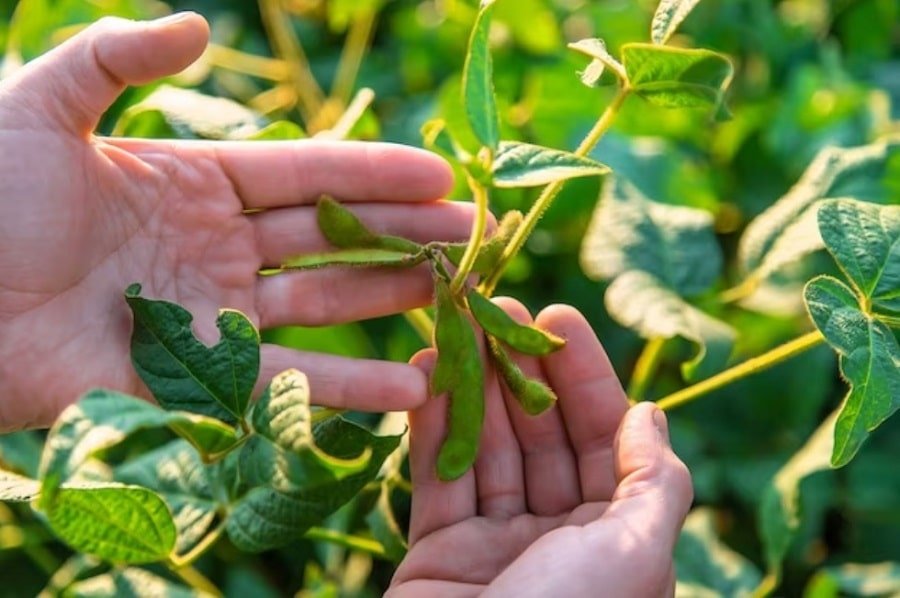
[0,13,472,430]
[390,301,693,597]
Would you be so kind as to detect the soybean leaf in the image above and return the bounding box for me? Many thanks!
[443,210,523,276]
[248,121,306,140]
[491,141,610,188]
[67,567,199,597]
[116,442,218,555]
[468,290,565,356]
[674,508,761,597]
[39,390,241,486]
[568,38,625,86]
[758,411,837,585]
[463,0,500,150]
[281,249,426,270]
[317,196,422,253]
[226,417,401,552]
[804,276,900,466]
[0,430,42,477]
[241,370,371,491]
[581,176,722,296]
[605,271,735,380]
[621,43,732,111]
[819,563,900,596]
[489,338,557,416]
[651,0,703,45]
[738,140,899,286]
[818,200,900,313]
[126,284,259,423]
[44,485,176,564]
[0,469,40,502]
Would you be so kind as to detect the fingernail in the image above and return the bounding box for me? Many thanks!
[651,406,670,446]
[153,12,194,26]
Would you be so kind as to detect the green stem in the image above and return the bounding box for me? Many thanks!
[627,337,667,402]
[404,308,435,344]
[481,86,630,295]
[451,175,490,295]
[331,9,378,105]
[876,314,900,328]
[656,331,825,412]
[304,527,387,558]
[168,520,226,569]
[752,571,779,598]
[316,87,376,140]
[170,565,222,597]
[206,44,289,80]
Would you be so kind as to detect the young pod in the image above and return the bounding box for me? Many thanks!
[467,290,565,356]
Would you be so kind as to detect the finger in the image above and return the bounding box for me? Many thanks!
[252,200,480,267]
[536,304,629,502]
[601,403,693,552]
[8,13,209,135]
[259,344,428,411]
[406,350,477,545]
[491,298,581,516]
[211,140,454,209]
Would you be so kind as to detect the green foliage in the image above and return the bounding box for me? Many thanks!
[651,0,703,45]
[462,1,500,151]
[491,141,610,188]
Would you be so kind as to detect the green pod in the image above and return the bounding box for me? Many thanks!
[467,291,565,356]
[282,248,427,270]
[488,337,557,416]
[317,196,422,253]
[431,280,465,395]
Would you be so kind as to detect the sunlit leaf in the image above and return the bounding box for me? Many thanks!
[463,1,500,150]
[247,121,306,140]
[651,0,704,45]
[568,38,625,86]
[491,141,610,188]
[67,567,199,597]
[0,469,40,502]
[818,562,900,597]
[621,43,732,110]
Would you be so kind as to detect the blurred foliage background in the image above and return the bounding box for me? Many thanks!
[0,0,898,596]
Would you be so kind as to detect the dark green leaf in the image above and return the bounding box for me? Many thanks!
[126,284,259,423]
[468,290,565,356]
[621,43,732,110]
[281,249,426,270]
[0,431,42,477]
[804,276,900,466]
[820,562,900,596]
[66,567,199,597]
[651,0,703,45]
[818,199,900,313]
[491,141,610,188]
[0,469,40,502]
[463,1,500,150]
[605,271,735,380]
[581,176,722,296]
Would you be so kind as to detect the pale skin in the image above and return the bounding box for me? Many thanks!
[0,13,693,595]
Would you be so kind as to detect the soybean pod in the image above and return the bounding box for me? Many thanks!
[488,336,557,416]
[317,196,422,253]
[467,290,565,356]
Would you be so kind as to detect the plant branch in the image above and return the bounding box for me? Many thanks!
[876,313,900,328]
[206,44,290,80]
[481,86,630,295]
[168,520,227,570]
[315,87,376,140]
[627,337,667,402]
[170,565,222,597]
[404,308,435,343]
[331,9,378,106]
[656,331,825,412]
[451,175,490,294]
[304,527,387,558]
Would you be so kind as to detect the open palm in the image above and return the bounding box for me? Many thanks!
[0,14,471,430]
[390,302,693,597]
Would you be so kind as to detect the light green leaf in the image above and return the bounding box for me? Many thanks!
[675,508,761,597]
[568,38,626,86]
[581,176,723,296]
[738,140,900,287]
[491,141,610,188]
[39,390,240,486]
[226,417,401,552]
[820,562,900,596]
[67,567,200,597]
[818,199,900,313]
[804,276,900,466]
[247,121,306,140]
[621,43,732,110]
[116,442,218,555]
[44,485,176,564]
[281,248,426,270]
[463,1,500,150]
[493,0,561,55]
[126,284,260,423]
[758,411,837,585]
[605,271,735,380]
[652,0,704,45]
[0,469,40,502]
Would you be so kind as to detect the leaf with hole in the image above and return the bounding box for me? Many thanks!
[491,141,610,188]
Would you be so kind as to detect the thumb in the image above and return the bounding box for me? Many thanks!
[603,403,693,551]
[5,12,209,135]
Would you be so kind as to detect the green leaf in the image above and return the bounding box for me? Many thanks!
[116,442,218,555]
[820,563,900,596]
[125,284,260,423]
[738,140,900,286]
[804,276,900,466]
[818,199,900,313]
[758,411,837,584]
[605,271,735,380]
[491,141,610,188]
[568,38,626,86]
[39,390,240,486]
[468,290,565,356]
[281,248,426,270]
[247,121,307,140]
[44,485,176,564]
[0,431,42,477]
[651,0,703,45]
[0,469,40,502]
[226,417,401,552]
[674,508,762,596]
[463,1,500,150]
[581,176,722,296]
[113,86,268,140]
[66,567,200,597]
[621,43,732,110]
[364,483,408,563]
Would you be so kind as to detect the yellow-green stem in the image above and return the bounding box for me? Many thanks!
[206,44,289,80]
[168,520,226,569]
[627,337,667,402]
[481,87,630,295]
[451,175,490,294]
[170,565,222,597]
[316,88,376,140]
[332,9,378,105]
[404,308,435,343]
[752,571,779,598]
[656,331,825,412]
[304,527,387,558]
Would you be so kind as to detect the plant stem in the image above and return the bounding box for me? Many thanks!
[656,331,825,412]
[315,87,376,140]
[171,565,222,597]
[404,308,435,343]
[168,520,227,569]
[206,44,290,80]
[451,175,490,294]
[304,527,387,558]
[331,9,378,106]
[876,314,900,328]
[481,86,630,295]
[627,337,667,402]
